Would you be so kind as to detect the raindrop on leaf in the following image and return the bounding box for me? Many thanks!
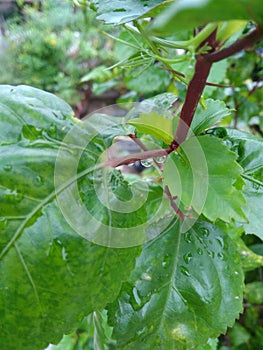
[140,158,153,167]
[179,265,190,276]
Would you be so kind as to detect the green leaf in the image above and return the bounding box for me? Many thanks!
[80,65,112,83]
[0,85,142,350]
[124,66,170,95]
[108,220,244,349]
[245,282,263,304]
[128,112,174,144]
[91,0,165,25]
[228,323,250,347]
[190,99,232,135]
[163,135,247,222]
[208,128,263,238]
[150,0,263,35]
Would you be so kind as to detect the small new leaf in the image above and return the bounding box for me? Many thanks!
[128,112,174,144]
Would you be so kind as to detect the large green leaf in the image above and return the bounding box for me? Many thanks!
[163,135,247,222]
[91,0,165,25]
[0,85,145,350]
[108,220,244,349]
[150,0,263,35]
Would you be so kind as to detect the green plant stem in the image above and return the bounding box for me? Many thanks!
[151,23,218,51]
[242,174,263,187]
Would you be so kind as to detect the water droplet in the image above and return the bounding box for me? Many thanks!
[140,158,153,168]
[216,236,224,248]
[34,175,44,187]
[252,182,260,190]
[133,287,141,306]
[0,217,8,230]
[207,250,215,258]
[234,296,240,300]
[183,252,193,264]
[184,232,192,243]
[179,265,190,277]
[4,189,23,203]
[223,139,233,148]
[197,248,203,255]
[3,164,12,172]
[155,156,166,164]
[49,123,57,136]
[200,227,210,237]
[141,272,152,281]
[162,261,167,268]
[234,271,239,275]
[217,252,224,259]
[62,246,67,261]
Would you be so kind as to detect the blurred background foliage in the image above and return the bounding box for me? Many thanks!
[0,1,262,349]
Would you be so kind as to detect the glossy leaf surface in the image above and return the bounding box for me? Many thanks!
[163,135,247,222]
[128,112,173,144]
[108,220,244,349]
[190,99,232,135]
[0,85,142,350]
[91,0,165,24]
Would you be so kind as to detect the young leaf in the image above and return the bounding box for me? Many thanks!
[91,0,165,25]
[108,220,244,349]
[163,135,247,222]
[128,112,174,144]
[190,99,232,135]
[0,85,142,350]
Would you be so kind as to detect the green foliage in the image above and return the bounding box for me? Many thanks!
[0,0,262,349]
[108,220,243,349]
[0,1,114,106]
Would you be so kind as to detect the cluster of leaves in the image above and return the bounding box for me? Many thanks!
[0,0,262,350]
[0,0,115,106]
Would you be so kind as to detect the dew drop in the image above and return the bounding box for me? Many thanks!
[197,248,203,255]
[162,261,167,268]
[133,287,141,306]
[200,227,210,237]
[216,236,224,248]
[217,252,224,260]
[49,123,57,136]
[140,158,153,168]
[184,232,192,243]
[4,189,23,203]
[3,164,12,172]
[234,296,240,300]
[34,175,44,187]
[179,265,190,277]
[62,246,67,261]
[207,250,215,258]
[141,272,152,281]
[0,217,8,230]
[234,271,239,275]
[155,156,166,164]
[183,252,193,264]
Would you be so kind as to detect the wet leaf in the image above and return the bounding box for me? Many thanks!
[0,85,143,350]
[108,220,244,349]
[163,135,247,222]
[91,0,165,25]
